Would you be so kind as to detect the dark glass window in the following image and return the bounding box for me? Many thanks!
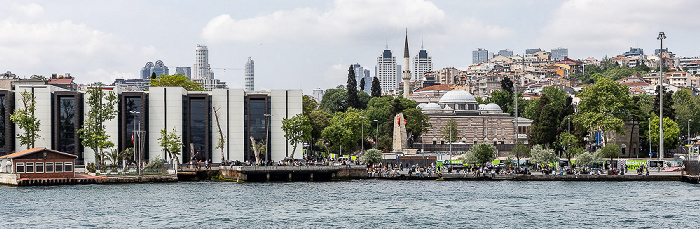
[16,163,24,173]
[125,97,142,150]
[0,95,4,154]
[58,96,76,154]
[189,98,207,162]
[46,162,54,173]
[35,162,44,173]
[55,162,63,172]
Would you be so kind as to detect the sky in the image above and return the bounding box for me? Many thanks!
[1,0,700,94]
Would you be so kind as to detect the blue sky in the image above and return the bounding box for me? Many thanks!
[1,0,699,94]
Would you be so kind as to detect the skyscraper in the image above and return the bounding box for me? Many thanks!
[413,41,432,81]
[245,57,254,92]
[140,60,169,79]
[176,67,191,78]
[551,47,568,61]
[376,45,397,93]
[525,48,542,55]
[401,30,411,96]
[472,48,489,64]
[193,45,211,80]
[497,49,513,57]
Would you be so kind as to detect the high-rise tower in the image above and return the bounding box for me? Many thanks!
[193,45,211,80]
[401,29,411,96]
[245,57,254,92]
[413,40,432,81]
[376,44,397,93]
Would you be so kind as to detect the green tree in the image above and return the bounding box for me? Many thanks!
[346,65,360,109]
[319,85,347,113]
[672,89,696,142]
[371,77,381,97]
[282,114,312,159]
[511,142,530,169]
[654,85,675,121]
[403,107,431,144]
[158,127,183,169]
[599,143,620,167]
[530,145,557,166]
[576,77,632,142]
[321,121,352,155]
[576,150,602,167]
[361,149,382,165]
[467,142,496,165]
[302,95,318,115]
[308,110,330,151]
[528,95,558,147]
[500,76,513,94]
[441,118,459,144]
[557,132,580,167]
[649,116,680,153]
[10,90,41,149]
[150,74,204,91]
[79,83,119,167]
[359,77,366,92]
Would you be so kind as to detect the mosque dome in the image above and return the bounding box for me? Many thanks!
[478,103,503,112]
[438,90,477,104]
[422,103,442,110]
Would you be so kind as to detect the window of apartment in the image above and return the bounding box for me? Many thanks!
[26,162,34,173]
[16,163,25,173]
[64,162,73,172]
[35,162,44,173]
[55,162,63,172]
[46,162,54,173]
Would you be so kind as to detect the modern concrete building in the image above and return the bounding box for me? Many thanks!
[473,48,489,64]
[497,49,513,57]
[551,48,568,61]
[376,45,397,93]
[193,45,212,80]
[245,57,255,92]
[141,60,169,79]
[0,85,302,166]
[175,67,191,78]
[413,43,433,82]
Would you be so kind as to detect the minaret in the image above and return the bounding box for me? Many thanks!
[401,29,411,97]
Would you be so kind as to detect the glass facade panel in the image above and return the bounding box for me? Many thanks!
[0,95,4,154]
[58,96,76,154]
[246,98,270,162]
[125,97,142,150]
[188,98,209,162]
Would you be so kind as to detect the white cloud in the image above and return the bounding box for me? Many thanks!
[202,0,448,44]
[0,3,144,84]
[12,3,44,18]
[537,0,700,57]
[323,64,349,86]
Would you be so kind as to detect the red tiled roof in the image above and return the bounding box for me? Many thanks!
[48,78,74,84]
[414,84,454,93]
[0,147,77,159]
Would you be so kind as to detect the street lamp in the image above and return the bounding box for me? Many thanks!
[360,116,367,154]
[264,114,272,162]
[689,119,692,155]
[649,117,652,160]
[567,117,571,134]
[373,120,379,149]
[658,31,666,160]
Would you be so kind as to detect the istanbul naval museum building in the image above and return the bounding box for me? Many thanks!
[0,85,302,166]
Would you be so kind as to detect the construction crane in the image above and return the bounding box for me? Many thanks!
[211,68,244,72]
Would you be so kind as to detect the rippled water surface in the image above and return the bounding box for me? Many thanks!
[2,180,700,228]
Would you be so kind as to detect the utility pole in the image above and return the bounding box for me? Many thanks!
[658,31,666,160]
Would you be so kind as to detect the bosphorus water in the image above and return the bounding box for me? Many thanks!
[2,180,699,228]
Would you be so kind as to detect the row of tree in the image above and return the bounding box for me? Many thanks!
[282,65,431,159]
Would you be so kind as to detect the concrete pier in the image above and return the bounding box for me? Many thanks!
[1,174,178,186]
[220,165,367,182]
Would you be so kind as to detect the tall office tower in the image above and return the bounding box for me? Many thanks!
[498,49,513,57]
[176,67,191,78]
[401,30,411,96]
[551,47,568,61]
[352,63,365,89]
[376,44,397,93]
[245,57,254,91]
[193,45,211,80]
[140,60,169,79]
[525,48,542,55]
[413,41,432,81]
[141,62,154,79]
[472,48,489,64]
